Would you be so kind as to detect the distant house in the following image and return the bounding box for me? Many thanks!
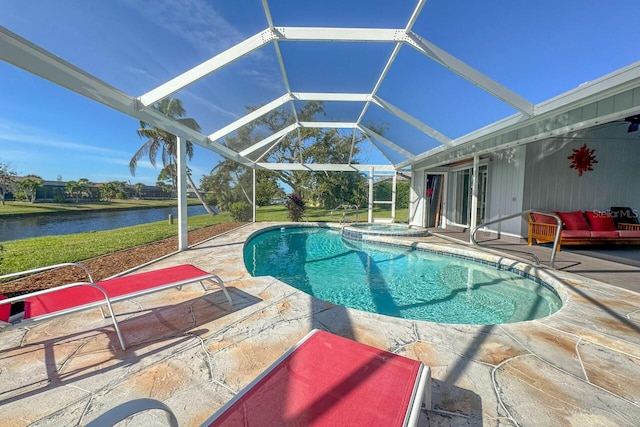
[8,177,170,202]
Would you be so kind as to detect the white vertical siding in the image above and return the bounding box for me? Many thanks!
[409,170,426,227]
[411,126,639,238]
[486,146,526,236]
[523,126,640,235]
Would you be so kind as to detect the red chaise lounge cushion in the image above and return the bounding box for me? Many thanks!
[24,264,213,319]
[207,330,425,427]
[0,295,10,322]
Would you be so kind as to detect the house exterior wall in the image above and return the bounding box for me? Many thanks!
[408,170,426,227]
[485,146,526,237]
[522,127,640,235]
[409,125,640,238]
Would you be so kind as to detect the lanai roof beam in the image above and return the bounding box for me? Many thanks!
[261,0,300,129]
[239,123,300,157]
[372,96,452,146]
[138,29,277,108]
[208,94,292,142]
[358,124,415,161]
[256,163,396,172]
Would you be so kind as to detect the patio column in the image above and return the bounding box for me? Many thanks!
[368,166,374,223]
[252,167,256,222]
[469,155,479,243]
[391,171,397,223]
[176,135,188,251]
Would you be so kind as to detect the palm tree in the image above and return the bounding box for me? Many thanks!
[64,180,81,203]
[134,182,145,199]
[129,97,214,215]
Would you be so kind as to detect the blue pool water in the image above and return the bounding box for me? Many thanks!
[244,227,562,325]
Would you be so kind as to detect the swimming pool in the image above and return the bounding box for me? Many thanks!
[244,226,562,325]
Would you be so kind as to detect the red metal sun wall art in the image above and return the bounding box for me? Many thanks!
[568,144,598,176]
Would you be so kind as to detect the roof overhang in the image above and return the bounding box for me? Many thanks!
[407,61,640,170]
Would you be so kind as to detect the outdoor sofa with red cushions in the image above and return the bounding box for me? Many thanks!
[527,209,640,251]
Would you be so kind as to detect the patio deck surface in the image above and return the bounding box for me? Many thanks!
[1,223,639,426]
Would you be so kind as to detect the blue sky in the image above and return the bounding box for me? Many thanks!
[1,0,638,185]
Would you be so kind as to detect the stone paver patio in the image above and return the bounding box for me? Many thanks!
[1,222,639,426]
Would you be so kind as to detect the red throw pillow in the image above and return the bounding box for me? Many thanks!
[0,295,10,323]
[556,211,591,231]
[585,211,617,231]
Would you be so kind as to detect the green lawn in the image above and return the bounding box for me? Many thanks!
[257,204,408,223]
[0,204,409,275]
[0,212,233,275]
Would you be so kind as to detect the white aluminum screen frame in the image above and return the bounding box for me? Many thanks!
[1,0,639,174]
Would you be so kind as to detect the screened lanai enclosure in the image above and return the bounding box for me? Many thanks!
[2,0,639,248]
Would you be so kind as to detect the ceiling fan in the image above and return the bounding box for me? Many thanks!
[625,114,640,132]
[585,113,640,134]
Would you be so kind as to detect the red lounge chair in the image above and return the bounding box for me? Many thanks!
[87,330,431,426]
[203,329,431,427]
[0,263,232,350]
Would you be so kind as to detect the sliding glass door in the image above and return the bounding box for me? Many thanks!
[450,165,488,227]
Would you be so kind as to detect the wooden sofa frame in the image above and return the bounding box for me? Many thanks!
[527,212,640,251]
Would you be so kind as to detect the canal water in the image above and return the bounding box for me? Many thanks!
[0,205,211,242]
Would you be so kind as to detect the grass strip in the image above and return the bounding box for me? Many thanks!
[0,199,201,217]
[0,213,233,275]
[256,204,408,223]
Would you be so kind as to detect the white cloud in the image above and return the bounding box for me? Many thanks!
[239,68,286,93]
[76,154,157,170]
[124,65,167,89]
[120,0,247,57]
[182,90,240,120]
[0,119,128,157]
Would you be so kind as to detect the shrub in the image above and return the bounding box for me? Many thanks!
[230,201,252,222]
[286,192,306,222]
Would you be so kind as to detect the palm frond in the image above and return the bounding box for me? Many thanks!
[129,139,154,175]
[177,117,201,132]
[130,97,201,172]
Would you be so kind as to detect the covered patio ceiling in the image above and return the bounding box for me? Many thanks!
[1,0,639,174]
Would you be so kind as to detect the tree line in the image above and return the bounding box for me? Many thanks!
[0,167,155,205]
[199,101,391,217]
